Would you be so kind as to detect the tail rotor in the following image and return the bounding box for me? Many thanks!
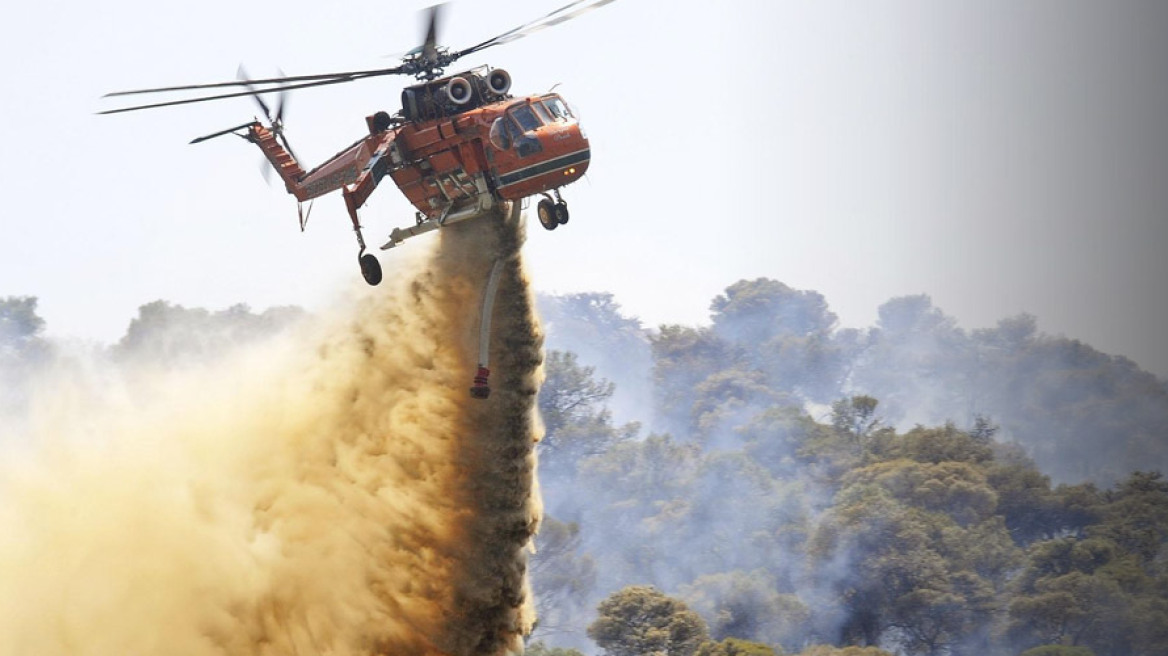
[237,65,298,182]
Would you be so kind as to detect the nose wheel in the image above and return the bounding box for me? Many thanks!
[537,193,570,231]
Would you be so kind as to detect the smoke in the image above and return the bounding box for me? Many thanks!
[0,203,543,655]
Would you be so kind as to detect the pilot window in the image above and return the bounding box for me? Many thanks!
[531,102,553,124]
[542,96,572,121]
[489,117,518,150]
[510,105,542,133]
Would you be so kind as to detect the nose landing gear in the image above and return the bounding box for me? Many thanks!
[537,190,570,231]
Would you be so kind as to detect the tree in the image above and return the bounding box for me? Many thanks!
[588,586,709,656]
[796,396,893,480]
[709,279,851,402]
[529,516,597,638]
[0,296,46,351]
[797,647,895,656]
[0,296,50,366]
[651,325,740,433]
[576,435,702,586]
[681,569,809,650]
[538,350,637,476]
[540,351,616,436]
[537,292,651,422]
[810,456,1017,653]
[526,641,586,656]
[1018,647,1095,656]
[114,300,305,366]
[710,279,836,346]
[738,405,820,476]
[831,396,881,448]
[1006,472,1168,656]
[848,295,974,427]
[1089,471,1168,562]
[696,637,778,656]
[0,296,52,411]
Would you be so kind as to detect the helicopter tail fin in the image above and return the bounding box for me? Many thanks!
[246,123,308,197]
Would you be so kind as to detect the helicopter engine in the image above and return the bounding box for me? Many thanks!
[486,68,511,95]
[444,76,473,105]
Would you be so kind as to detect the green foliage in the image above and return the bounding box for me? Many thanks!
[681,570,808,650]
[0,296,50,365]
[588,586,709,656]
[540,350,616,436]
[710,278,837,345]
[696,637,779,656]
[983,454,1063,544]
[0,296,52,411]
[796,647,895,656]
[538,292,647,363]
[879,423,995,466]
[1006,472,1168,655]
[738,405,820,475]
[114,300,305,365]
[0,296,45,345]
[830,396,881,442]
[708,279,852,403]
[811,452,1021,653]
[529,279,1168,656]
[538,350,637,475]
[650,325,741,433]
[1089,471,1168,562]
[841,459,999,525]
[525,641,586,656]
[530,516,597,636]
[1019,646,1096,656]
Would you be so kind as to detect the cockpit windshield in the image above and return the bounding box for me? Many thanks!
[510,105,541,132]
[489,97,578,153]
[541,95,573,121]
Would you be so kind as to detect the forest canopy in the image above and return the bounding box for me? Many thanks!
[3,277,1166,656]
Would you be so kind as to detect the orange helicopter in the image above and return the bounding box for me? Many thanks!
[101,0,614,286]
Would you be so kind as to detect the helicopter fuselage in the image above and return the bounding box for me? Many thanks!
[252,67,589,237]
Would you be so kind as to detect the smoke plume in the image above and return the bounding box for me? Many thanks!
[0,202,543,655]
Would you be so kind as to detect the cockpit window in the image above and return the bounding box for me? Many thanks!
[542,95,573,121]
[489,117,514,150]
[510,105,541,132]
[531,102,552,123]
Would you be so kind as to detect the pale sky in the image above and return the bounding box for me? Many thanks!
[1,0,1165,378]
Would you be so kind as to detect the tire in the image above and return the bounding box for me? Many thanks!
[554,201,569,225]
[360,253,383,286]
[537,198,558,231]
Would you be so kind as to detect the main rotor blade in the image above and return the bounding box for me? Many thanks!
[189,121,260,144]
[274,68,289,124]
[454,0,617,59]
[103,65,406,99]
[99,71,398,115]
[237,64,274,123]
[423,4,442,57]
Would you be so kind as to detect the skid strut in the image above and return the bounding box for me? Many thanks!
[470,257,505,399]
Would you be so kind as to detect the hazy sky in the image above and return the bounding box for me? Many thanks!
[1,0,1165,377]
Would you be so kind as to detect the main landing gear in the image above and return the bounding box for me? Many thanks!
[351,220,382,286]
[537,190,570,231]
[343,187,384,286]
[359,251,382,286]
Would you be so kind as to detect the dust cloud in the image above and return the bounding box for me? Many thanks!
[0,202,543,655]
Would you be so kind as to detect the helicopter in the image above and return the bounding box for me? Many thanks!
[101,0,615,287]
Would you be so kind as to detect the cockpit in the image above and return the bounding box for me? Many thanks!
[488,94,577,154]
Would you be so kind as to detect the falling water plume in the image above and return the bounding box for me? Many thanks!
[0,201,543,655]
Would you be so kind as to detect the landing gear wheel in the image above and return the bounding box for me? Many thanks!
[554,201,569,225]
[359,253,383,286]
[537,198,558,231]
